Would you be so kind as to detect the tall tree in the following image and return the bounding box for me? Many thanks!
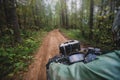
[0,0,3,36]
[60,0,65,27]
[3,0,21,43]
[80,0,85,36]
[65,0,69,29]
[60,0,69,28]
[89,0,94,40]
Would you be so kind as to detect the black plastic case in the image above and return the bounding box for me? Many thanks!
[59,40,80,55]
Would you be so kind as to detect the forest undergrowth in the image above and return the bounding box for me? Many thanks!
[0,29,47,79]
[61,28,114,50]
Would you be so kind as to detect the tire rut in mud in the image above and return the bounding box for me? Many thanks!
[24,29,67,80]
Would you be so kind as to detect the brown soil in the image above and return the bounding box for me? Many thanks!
[23,29,68,80]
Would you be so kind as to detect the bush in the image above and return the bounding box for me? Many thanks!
[0,29,47,79]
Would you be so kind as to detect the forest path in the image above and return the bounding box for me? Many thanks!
[23,29,68,80]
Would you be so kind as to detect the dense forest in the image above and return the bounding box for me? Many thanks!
[0,0,120,79]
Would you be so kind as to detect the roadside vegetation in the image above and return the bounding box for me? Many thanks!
[61,28,114,50]
[0,29,47,79]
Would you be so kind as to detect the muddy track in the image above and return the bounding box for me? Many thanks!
[23,29,68,80]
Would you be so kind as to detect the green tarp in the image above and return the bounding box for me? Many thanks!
[49,50,120,80]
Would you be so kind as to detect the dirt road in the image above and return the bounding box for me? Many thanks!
[24,29,68,80]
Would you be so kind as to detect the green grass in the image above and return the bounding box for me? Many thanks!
[60,28,112,50]
[60,28,90,45]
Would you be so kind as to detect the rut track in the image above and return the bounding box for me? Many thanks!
[24,29,68,80]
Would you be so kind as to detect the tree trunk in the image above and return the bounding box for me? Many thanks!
[65,0,69,29]
[3,0,22,43]
[89,0,94,40]
[109,0,115,21]
[60,0,67,28]
[80,0,85,36]
[0,1,3,36]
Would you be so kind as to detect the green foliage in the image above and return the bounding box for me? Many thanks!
[0,30,47,79]
[61,28,113,50]
[61,28,88,43]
